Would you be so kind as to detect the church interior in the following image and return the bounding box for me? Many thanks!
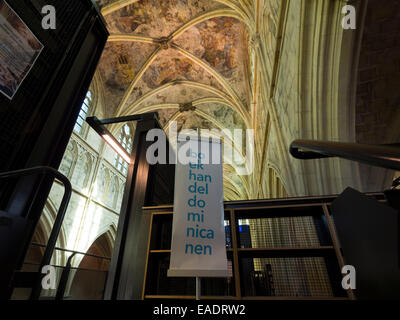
[0,0,400,301]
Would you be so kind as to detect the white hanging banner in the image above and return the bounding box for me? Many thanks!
[168,136,230,277]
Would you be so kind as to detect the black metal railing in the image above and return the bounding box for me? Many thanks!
[290,140,400,171]
[0,166,71,300]
[25,242,111,300]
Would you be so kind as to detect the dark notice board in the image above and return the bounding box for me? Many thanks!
[331,187,400,299]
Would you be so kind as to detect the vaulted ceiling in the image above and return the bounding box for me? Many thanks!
[91,0,399,200]
[94,0,266,200]
[97,0,250,129]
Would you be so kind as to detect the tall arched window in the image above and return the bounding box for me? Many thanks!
[72,153,92,190]
[107,176,119,209]
[74,91,92,135]
[114,124,133,175]
[59,142,76,178]
[101,169,111,204]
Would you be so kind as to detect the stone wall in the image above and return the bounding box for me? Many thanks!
[353,0,400,190]
[356,0,400,144]
[266,0,303,195]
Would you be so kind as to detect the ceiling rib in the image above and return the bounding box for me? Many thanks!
[113,98,244,145]
[101,0,140,16]
[170,8,247,38]
[107,34,155,44]
[171,44,250,126]
[163,110,181,131]
[121,81,238,118]
[113,47,161,119]
[110,8,251,124]
[101,0,251,27]
[194,108,247,159]
[108,8,243,44]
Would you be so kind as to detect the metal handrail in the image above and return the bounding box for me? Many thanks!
[30,242,111,261]
[30,242,111,301]
[22,261,109,272]
[290,140,400,171]
[55,252,76,300]
[0,166,71,300]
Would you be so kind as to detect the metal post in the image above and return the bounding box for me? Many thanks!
[55,253,76,300]
[196,277,201,300]
[0,167,71,300]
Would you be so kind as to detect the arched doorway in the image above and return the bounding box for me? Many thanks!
[69,233,113,299]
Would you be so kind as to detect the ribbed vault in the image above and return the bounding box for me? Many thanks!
[94,0,288,200]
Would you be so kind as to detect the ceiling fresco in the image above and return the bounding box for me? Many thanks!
[124,49,226,108]
[174,17,250,105]
[95,0,251,122]
[98,41,159,115]
[101,0,222,36]
[94,0,254,198]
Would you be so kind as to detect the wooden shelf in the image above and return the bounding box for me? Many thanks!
[152,211,173,215]
[240,296,349,301]
[142,201,352,300]
[150,249,171,253]
[145,295,240,300]
[148,247,332,254]
[149,248,234,253]
[237,246,335,258]
[145,295,195,300]
[144,295,348,301]
[238,246,334,251]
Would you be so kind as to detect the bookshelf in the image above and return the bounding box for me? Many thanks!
[141,197,358,300]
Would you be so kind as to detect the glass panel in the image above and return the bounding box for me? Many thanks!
[123,162,128,175]
[74,123,82,133]
[145,254,195,296]
[145,253,234,297]
[66,268,107,300]
[201,258,235,297]
[78,109,86,118]
[240,257,335,297]
[237,216,323,248]
[124,124,130,135]
[59,152,73,177]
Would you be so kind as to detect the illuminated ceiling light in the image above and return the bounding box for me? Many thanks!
[102,133,131,163]
[86,114,158,165]
[86,116,134,164]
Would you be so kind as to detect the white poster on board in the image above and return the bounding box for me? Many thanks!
[0,0,43,100]
[168,136,230,278]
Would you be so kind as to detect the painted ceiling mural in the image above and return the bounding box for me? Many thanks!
[104,0,221,36]
[94,0,256,200]
[174,17,250,105]
[92,0,379,200]
[98,41,159,114]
